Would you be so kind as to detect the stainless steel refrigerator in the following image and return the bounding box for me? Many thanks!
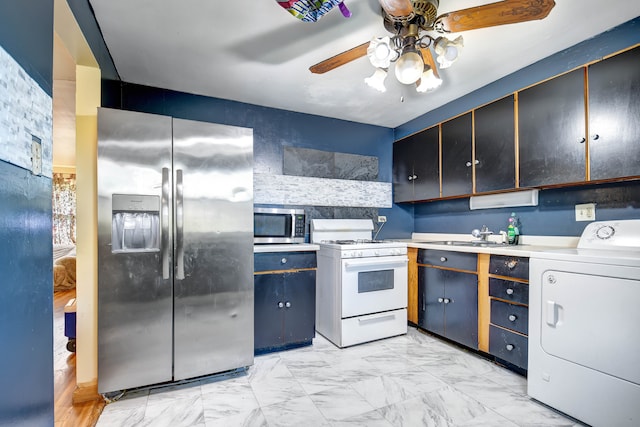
[97,107,254,393]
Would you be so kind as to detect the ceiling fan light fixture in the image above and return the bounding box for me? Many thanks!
[364,68,388,92]
[367,37,398,68]
[434,35,463,69]
[416,68,443,93]
[394,48,424,85]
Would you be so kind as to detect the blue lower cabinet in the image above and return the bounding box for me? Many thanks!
[254,252,316,354]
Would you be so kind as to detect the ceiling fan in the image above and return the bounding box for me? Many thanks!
[309,0,556,93]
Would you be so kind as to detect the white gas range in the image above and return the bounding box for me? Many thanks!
[311,219,408,348]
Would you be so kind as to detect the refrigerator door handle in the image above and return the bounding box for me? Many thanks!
[176,168,185,280]
[161,167,170,280]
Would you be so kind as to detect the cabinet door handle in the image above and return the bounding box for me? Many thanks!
[466,161,472,167]
[443,298,451,304]
[578,137,586,144]
[437,297,444,303]
[508,314,517,322]
[506,344,514,351]
[591,134,600,141]
[408,175,413,181]
[474,159,479,165]
[506,288,514,295]
[285,301,291,308]
[413,174,417,180]
[278,302,284,308]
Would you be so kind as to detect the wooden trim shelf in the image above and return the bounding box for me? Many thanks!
[254,267,317,275]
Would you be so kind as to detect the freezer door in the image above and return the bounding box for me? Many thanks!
[172,118,254,380]
[97,108,174,393]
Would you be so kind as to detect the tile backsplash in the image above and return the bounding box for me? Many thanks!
[0,45,52,177]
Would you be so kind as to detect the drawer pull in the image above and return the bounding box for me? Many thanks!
[508,314,517,322]
[278,302,284,308]
[507,260,518,269]
[506,288,514,295]
[285,301,291,308]
[281,257,287,264]
[440,256,447,262]
[506,344,515,351]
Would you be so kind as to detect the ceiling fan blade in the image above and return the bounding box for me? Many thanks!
[309,42,369,74]
[378,0,414,18]
[436,0,556,33]
[419,47,439,78]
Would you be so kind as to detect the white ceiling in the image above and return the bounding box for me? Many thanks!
[88,0,639,128]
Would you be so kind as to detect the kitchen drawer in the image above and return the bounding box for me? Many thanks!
[489,325,528,370]
[489,277,529,305]
[340,309,407,347]
[254,251,317,273]
[489,255,529,280]
[418,249,477,272]
[490,299,528,335]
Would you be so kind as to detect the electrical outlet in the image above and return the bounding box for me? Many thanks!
[377,215,387,223]
[575,203,596,221]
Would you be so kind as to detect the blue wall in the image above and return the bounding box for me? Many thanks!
[399,18,640,238]
[0,1,54,425]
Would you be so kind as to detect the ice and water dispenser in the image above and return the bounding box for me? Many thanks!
[111,194,161,252]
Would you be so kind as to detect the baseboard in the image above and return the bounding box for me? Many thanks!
[73,379,103,404]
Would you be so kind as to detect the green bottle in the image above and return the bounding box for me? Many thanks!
[507,212,519,245]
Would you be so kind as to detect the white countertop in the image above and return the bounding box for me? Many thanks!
[254,243,320,253]
[400,233,579,257]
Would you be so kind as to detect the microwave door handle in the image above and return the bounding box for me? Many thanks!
[161,167,170,280]
[175,169,185,280]
[344,258,408,269]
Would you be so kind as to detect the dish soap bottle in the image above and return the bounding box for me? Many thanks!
[507,212,520,245]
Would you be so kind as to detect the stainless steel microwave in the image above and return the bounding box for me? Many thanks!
[254,207,305,244]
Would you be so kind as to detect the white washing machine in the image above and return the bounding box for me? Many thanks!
[528,220,640,427]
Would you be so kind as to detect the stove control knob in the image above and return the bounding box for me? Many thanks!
[595,225,615,240]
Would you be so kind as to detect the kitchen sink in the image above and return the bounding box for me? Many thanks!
[423,240,507,248]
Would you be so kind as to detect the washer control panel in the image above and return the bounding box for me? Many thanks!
[578,220,640,249]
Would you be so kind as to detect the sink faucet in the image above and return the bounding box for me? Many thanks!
[471,225,493,242]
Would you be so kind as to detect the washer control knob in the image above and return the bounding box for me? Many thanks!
[595,225,615,240]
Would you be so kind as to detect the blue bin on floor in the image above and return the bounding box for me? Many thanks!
[64,298,76,352]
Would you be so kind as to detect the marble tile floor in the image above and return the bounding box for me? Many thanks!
[97,327,582,427]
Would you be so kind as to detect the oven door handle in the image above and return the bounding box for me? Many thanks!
[344,258,408,269]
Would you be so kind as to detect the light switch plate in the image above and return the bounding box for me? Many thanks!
[575,203,596,221]
[31,135,42,176]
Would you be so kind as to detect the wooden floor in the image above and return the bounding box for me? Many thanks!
[53,289,105,427]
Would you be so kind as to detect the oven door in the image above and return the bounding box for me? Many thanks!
[341,255,408,318]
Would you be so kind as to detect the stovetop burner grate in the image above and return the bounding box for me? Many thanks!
[321,239,388,245]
